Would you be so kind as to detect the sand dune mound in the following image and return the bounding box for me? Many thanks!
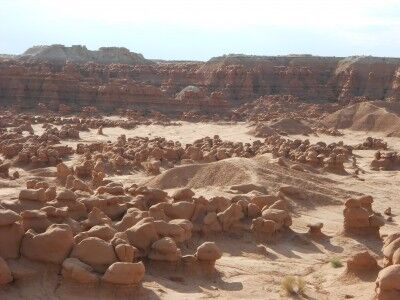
[323,101,400,136]
[248,118,313,137]
[247,123,277,138]
[146,158,253,189]
[147,156,353,207]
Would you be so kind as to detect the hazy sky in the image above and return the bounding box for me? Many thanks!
[1,0,399,60]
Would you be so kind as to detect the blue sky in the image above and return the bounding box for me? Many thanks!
[1,0,399,60]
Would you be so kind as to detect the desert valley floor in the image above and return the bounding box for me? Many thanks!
[1,110,400,300]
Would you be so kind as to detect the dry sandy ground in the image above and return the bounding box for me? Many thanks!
[1,121,398,300]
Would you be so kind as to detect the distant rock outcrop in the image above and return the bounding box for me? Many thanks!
[21,45,151,65]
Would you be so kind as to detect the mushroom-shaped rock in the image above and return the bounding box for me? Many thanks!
[71,237,117,272]
[61,258,99,284]
[21,224,74,264]
[0,257,13,285]
[102,262,145,285]
[195,242,222,262]
[375,264,400,300]
[148,237,182,262]
[307,222,324,238]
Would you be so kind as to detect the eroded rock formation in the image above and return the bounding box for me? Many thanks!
[1,47,400,112]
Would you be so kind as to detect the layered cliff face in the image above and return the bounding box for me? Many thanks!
[1,46,400,113]
[200,55,400,104]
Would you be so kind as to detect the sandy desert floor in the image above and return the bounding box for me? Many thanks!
[0,119,398,300]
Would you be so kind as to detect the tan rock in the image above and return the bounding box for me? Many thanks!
[19,188,46,202]
[164,201,195,220]
[71,237,116,272]
[102,262,145,285]
[148,237,182,262]
[195,242,222,261]
[115,244,136,263]
[21,224,74,264]
[61,258,99,284]
[375,265,400,300]
[125,218,159,254]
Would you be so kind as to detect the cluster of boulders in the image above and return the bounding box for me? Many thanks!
[0,174,296,287]
[260,136,352,174]
[0,130,74,167]
[354,137,387,150]
[342,196,385,237]
[0,186,227,286]
[370,151,400,171]
[66,133,358,178]
[68,135,265,176]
